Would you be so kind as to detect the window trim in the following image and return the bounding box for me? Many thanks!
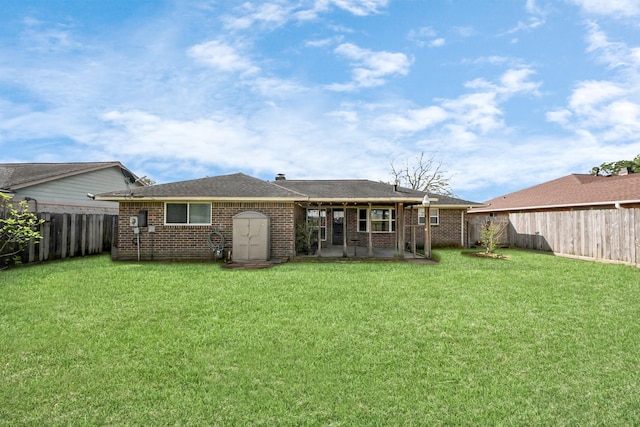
[358,207,396,233]
[306,208,327,241]
[164,202,212,225]
[418,207,439,226]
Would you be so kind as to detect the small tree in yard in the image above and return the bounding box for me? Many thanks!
[479,218,507,255]
[1,193,44,270]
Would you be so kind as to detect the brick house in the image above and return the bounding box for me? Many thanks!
[96,173,481,262]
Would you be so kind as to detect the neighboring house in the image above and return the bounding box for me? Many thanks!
[0,162,144,215]
[468,171,640,265]
[96,172,482,262]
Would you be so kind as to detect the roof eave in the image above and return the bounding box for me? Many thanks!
[305,197,426,204]
[7,162,138,190]
[431,204,486,209]
[95,196,304,202]
[469,199,640,213]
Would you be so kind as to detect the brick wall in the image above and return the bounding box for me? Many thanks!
[344,207,396,247]
[115,201,295,261]
[404,208,469,248]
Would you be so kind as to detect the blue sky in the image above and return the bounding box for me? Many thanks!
[1,0,639,201]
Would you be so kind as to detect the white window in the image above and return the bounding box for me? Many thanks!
[358,208,395,232]
[165,203,211,225]
[307,209,327,241]
[418,208,439,225]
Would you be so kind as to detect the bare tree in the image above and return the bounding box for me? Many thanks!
[390,152,453,195]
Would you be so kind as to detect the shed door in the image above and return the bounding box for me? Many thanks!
[232,211,270,261]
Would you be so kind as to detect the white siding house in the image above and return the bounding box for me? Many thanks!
[0,162,144,214]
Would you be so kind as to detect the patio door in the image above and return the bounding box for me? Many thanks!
[332,209,344,245]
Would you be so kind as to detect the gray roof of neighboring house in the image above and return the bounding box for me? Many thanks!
[96,172,483,207]
[470,172,640,213]
[0,162,138,191]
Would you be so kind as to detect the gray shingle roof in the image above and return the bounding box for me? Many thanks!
[96,172,483,207]
[97,173,303,199]
[0,162,137,190]
[274,179,481,206]
[273,179,424,200]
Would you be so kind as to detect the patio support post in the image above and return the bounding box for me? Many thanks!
[368,203,373,257]
[317,203,322,257]
[425,204,432,258]
[342,203,348,257]
[411,207,417,257]
[397,202,404,257]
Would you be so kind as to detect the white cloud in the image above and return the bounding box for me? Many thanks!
[19,18,82,53]
[305,36,343,48]
[504,0,546,35]
[546,109,573,125]
[228,0,389,25]
[568,80,626,111]
[222,2,292,30]
[548,25,640,144]
[585,21,636,69]
[499,68,541,95]
[326,0,389,16]
[188,40,259,74]
[407,27,445,48]
[568,0,640,17]
[328,43,412,91]
[441,92,503,134]
[378,106,448,133]
[464,68,541,97]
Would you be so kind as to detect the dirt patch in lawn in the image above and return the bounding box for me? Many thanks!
[463,251,510,260]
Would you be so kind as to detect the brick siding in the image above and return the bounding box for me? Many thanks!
[115,201,295,261]
[114,202,467,261]
[404,208,469,248]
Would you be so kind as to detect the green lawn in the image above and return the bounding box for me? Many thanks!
[1,250,639,425]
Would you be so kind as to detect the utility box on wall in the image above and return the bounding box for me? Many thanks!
[232,211,270,262]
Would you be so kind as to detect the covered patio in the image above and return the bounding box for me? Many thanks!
[296,244,428,260]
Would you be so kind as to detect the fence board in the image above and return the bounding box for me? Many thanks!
[17,213,117,265]
[470,208,640,266]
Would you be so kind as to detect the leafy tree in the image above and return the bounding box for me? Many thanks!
[479,218,507,254]
[590,154,640,175]
[1,193,44,270]
[390,152,453,195]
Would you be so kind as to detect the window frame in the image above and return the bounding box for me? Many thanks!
[418,207,439,226]
[164,202,212,225]
[306,208,327,241]
[358,207,396,233]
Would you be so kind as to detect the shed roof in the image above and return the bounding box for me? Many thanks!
[470,173,640,213]
[0,162,139,191]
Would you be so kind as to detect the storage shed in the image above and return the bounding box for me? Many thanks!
[232,211,270,261]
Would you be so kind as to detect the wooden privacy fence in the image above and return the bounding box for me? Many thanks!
[470,209,640,266]
[23,213,118,264]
